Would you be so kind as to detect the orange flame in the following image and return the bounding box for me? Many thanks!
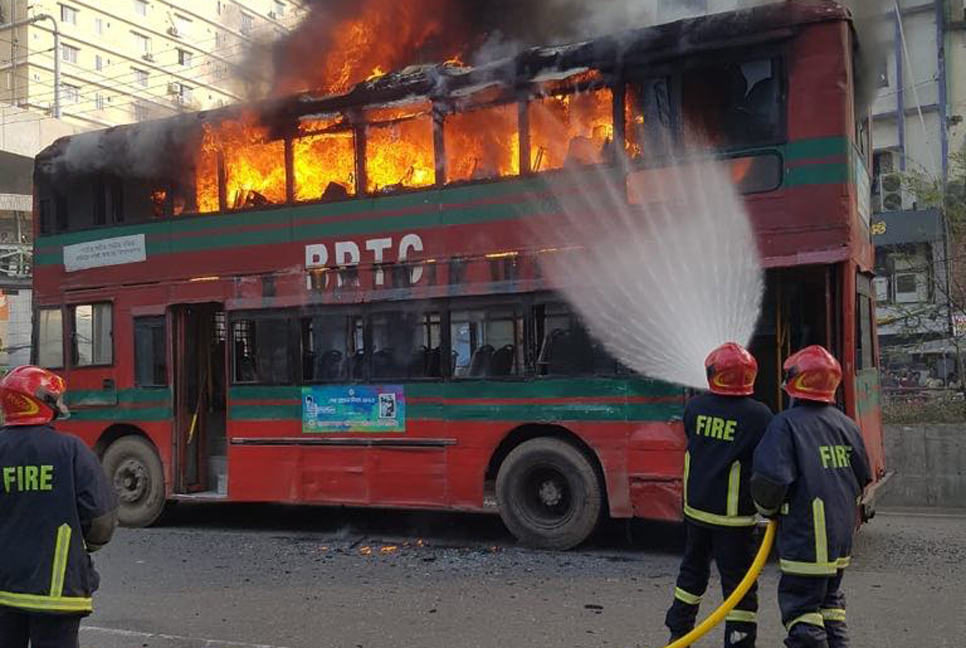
[529,88,614,171]
[444,103,520,182]
[364,103,435,193]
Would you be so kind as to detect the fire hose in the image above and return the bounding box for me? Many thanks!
[659,519,777,648]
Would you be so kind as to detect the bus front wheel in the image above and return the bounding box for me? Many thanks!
[495,438,602,550]
[102,436,166,528]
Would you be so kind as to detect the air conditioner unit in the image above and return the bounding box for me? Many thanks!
[142,52,155,62]
[166,82,179,95]
[873,276,889,302]
[878,172,914,212]
[167,26,180,37]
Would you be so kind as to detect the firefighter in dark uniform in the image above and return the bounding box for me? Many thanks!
[0,366,118,648]
[751,346,872,648]
[665,343,773,648]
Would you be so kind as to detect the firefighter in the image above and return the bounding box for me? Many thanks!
[0,366,118,648]
[751,346,872,648]
[665,343,773,648]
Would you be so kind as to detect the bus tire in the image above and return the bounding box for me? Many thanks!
[495,437,602,550]
[102,436,166,528]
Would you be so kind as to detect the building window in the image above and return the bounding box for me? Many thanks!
[273,1,286,17]
[876,58,890,89]
[94,18,104,34]
[217,1,223,15]
[95,54,103,71]
[132,32,151,55]
[60,83,80,104]
[95,93,105,110]
[60,5,78,25]
[61,44,79,64]
[134,68,148,87]
[134,0,148,16]
[178,49,192,67]
[132,102,147,122]
[175,83,192,103]
[240,12,254,34]
[37,308,64,369]
[134,317,167,387]
[174,14,192,37]
[71,303,113,367]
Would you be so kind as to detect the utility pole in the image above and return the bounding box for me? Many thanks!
[0,14,61,118]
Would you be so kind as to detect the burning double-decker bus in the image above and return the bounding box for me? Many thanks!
[32,0,887,549]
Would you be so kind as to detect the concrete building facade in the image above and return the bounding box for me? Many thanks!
[0,0,304,129]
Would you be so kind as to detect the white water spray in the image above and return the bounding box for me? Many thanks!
[532,146,764,390]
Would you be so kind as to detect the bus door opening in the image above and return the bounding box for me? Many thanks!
[172,303,227,495]
[750,266,838,412]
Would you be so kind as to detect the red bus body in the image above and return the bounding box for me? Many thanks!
[31,1,886,545]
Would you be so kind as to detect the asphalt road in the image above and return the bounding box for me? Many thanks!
[79,505,966,648]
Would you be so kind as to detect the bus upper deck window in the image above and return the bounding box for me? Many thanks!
[682,58,780,149]
[529,87,614,172]
[625,79,672,159]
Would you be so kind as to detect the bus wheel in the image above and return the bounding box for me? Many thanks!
[102,436,166,528]
[496,438,602,550]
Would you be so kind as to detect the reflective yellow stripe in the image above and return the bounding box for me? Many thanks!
[821,608,847,623]
[49,524,71,598]
[786,612,825,630]
[0,590,92,613]
[779,556,851,576]
[683,451,690,508]
[674,587,702,605]
[725,610,758,624]
[726,461,741,517]
[780,503,789,515]
[684,504,757,527]
[812,498,828,566]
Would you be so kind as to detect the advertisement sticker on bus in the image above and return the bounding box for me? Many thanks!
[302,386,406,433]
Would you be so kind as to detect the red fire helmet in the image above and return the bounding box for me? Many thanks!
[0,365,70,426]
[783,345,842,404]
[705,343,758,396]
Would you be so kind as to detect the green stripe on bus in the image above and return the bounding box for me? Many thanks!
[66,388,169,405]
[785,163,849,187]
[785,137,848,161]
[67,407,173,421]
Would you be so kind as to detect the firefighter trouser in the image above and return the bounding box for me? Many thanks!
[778,570,848,648]
[665,521,759,648]
[0,606,82,648]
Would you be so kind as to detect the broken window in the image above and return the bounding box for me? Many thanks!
[681,57,780,148]
[371,308,442,379]
[364,102,435,193]
[528,87,614,172]
[294,116,356,202]
[450,305,524,378]
[444,103,520,183]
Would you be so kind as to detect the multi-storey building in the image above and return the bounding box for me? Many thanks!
[869,0,966,386]
[0,0,304,129]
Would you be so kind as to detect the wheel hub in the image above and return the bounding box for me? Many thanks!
[538,479,563,507]
[114,459,147,503]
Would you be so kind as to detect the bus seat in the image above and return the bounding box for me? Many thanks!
[468,345,495,377]
[428,347,442,377]
[347,351,366,380]
[315,350,343,381]
[407,346,430,378]
[372,348,395,378]
[491,344,515,376]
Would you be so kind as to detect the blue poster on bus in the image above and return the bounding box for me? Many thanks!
[301,385,406,433]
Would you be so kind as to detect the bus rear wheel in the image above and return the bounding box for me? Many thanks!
[102,436,166,528]
[495,437,602,550]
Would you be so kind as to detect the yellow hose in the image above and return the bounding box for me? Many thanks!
[661,520,777,648]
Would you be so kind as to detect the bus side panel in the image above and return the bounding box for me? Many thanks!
[626,420,686,521]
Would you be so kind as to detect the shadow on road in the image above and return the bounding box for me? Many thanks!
[155,502,686,556]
